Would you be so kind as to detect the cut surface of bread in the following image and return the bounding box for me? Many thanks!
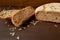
[0,9,20,19]
[35,3,60,23]
[11,6,35,27]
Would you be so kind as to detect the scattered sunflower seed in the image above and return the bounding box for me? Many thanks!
[10,32,15,36]
[30,20,39,25]
[12,32,15,36]
[33,21,39,25]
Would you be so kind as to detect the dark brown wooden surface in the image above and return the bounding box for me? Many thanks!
[0,19,60,40]
[0,0,60,7]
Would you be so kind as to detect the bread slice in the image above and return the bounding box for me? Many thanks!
[0,9,20,19]
[11,6,35,27]
[35,3,60,23]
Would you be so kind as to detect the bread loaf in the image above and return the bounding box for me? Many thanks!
[35,3,60,23]
[11,6,35,27]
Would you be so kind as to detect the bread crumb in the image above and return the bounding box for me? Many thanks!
[17,36,20,40]
[54,24,58,27]
[18,28,22,31]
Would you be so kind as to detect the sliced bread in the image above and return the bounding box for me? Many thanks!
[11,6,35,27]
[35,3,60,23]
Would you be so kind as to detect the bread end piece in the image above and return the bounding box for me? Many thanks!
[11,6,35,27]
[35,3,60,23]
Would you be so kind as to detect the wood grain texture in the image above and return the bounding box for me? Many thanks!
[0,19,60,40]
[0,0,60,7]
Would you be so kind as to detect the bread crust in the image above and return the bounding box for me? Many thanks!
[11,6,35,27]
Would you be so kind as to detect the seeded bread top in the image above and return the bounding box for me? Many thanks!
[35,3,60,13]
